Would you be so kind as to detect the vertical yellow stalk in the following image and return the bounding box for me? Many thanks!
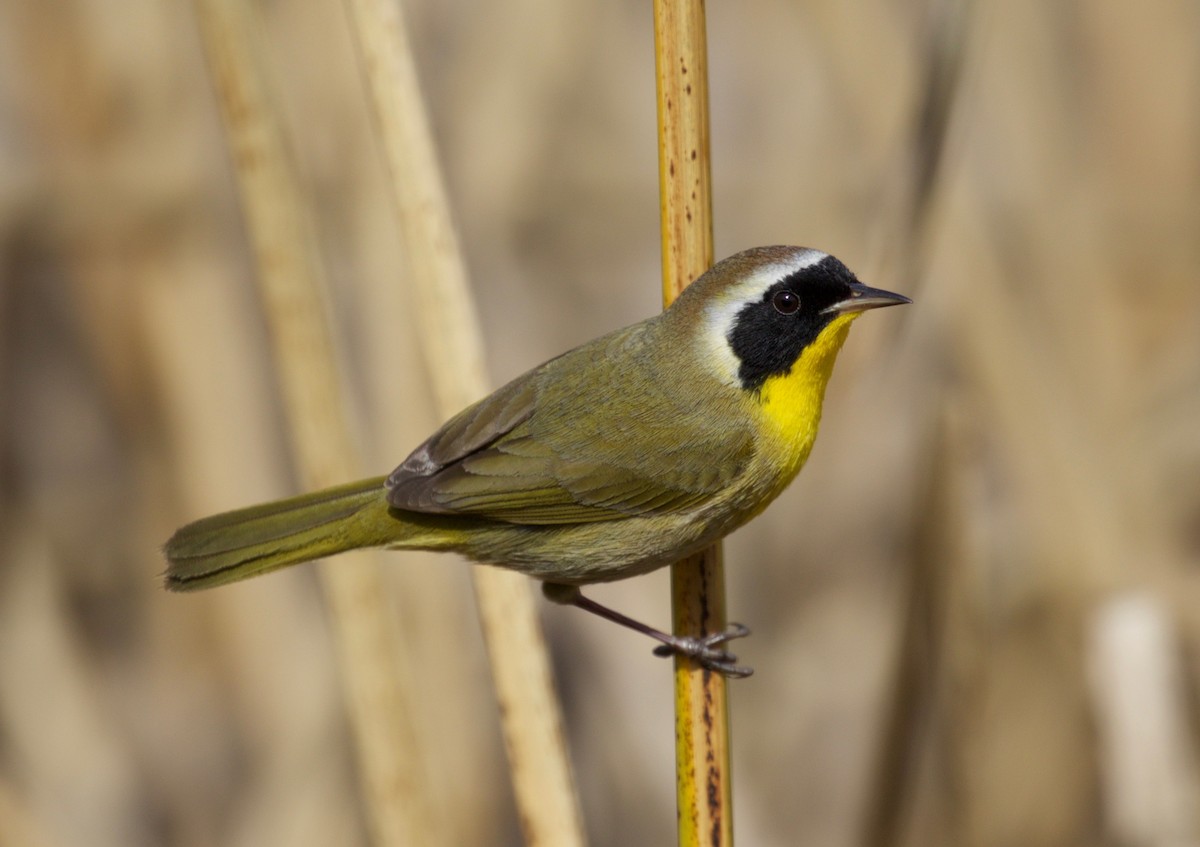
[340,0,586,845]
[652,2,734,846]
[191,0,433,844]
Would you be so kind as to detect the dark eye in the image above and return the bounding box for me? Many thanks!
[772,290,800,315]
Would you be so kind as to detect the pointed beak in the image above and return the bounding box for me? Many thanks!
[821,281,912,315]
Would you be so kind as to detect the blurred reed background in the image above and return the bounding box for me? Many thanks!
[1,0,1198,845]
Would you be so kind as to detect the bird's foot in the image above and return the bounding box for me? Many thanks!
[652,623,753,678]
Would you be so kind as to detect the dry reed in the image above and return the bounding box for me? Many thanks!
[191,0,434,843]
[652,1,735,845]
[340,0,585,844]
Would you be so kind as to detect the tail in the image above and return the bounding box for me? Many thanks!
[164,476,398,591]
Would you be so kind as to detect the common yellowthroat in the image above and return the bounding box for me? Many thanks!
[165,246,909,675]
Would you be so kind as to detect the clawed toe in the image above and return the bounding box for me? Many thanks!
[701,622,750,648]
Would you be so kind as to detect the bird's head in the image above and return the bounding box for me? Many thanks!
[674,246,910,394]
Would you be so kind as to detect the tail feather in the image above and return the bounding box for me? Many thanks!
[164,476,395,591]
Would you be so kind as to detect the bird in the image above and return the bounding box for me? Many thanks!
[164,246,909,676]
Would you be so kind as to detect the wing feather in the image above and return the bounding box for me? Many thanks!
[386,324,754,525]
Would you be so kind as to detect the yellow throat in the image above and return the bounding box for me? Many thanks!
[756,312,858,481]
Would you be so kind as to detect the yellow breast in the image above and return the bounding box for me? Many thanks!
[754,313,857,491]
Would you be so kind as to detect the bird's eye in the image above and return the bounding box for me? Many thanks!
[772,290,801,315]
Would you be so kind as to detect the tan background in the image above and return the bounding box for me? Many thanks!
[1,1,1198,845]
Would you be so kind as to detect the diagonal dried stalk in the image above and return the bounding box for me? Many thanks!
[190,1,434,844]
[651,2,733,845]
[339,0,586,845]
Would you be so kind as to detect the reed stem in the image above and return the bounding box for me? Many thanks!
[652,2,734,844]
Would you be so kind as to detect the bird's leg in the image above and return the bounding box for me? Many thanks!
[542,583,753,678]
